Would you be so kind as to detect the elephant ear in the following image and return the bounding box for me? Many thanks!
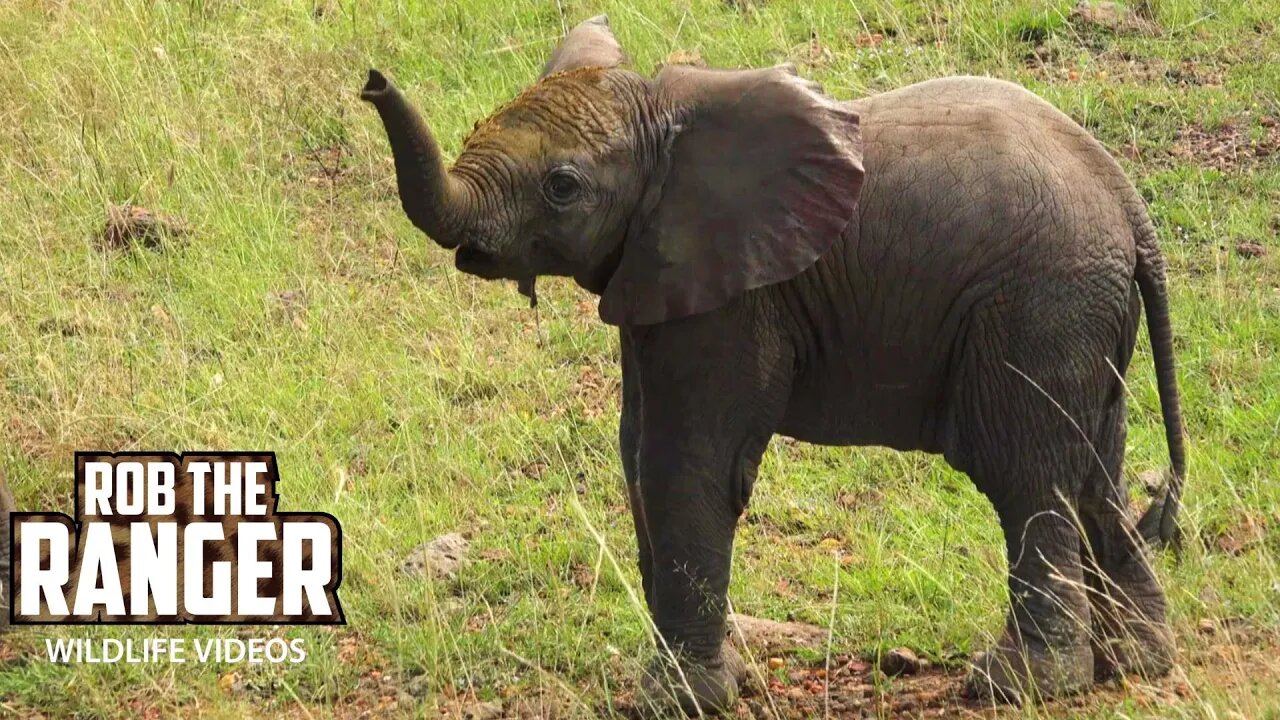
[598,64,865,326]
[541,15,627,78]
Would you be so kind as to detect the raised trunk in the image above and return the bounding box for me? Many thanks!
[361,69,467,248]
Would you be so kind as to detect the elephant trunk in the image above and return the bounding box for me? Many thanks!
[361,69,468,249]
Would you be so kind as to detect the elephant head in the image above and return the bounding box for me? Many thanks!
[362,15,865,325]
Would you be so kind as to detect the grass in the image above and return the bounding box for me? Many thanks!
[1,0,1278,717]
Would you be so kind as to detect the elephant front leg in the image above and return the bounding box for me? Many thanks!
[625,418,749,717]
[633,446,751,717]
[620,336,654,611]
[621,322,787,716]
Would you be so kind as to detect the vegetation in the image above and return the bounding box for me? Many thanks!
[1,0,1277,717]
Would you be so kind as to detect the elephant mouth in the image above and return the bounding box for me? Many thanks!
[575,235,626,295]
[454,246,510,280]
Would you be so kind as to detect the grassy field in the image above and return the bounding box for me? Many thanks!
[1,0,1278,717]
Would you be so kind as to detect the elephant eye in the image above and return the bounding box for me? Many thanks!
[543,168,582,206]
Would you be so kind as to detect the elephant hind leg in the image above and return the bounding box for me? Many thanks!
[1078,395,1175,680]
[1081,503,1175,680]
[950,387,1097,700]
[963,484,1097,703]
[946,304,1116,702]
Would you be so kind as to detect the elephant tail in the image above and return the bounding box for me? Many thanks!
[1132,222,1187,549]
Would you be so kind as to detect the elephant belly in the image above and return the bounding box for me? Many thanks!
[778,354,948,453]
[769,243,961,453]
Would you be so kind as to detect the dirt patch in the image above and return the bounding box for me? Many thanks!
[265,288,309,330]
[1068,1,1159,36]
[1203,512,1274,555]
[285,141,351,186]
[1026,46,1227,89]
[100,203,189,251]
[149,621,1280,719]
[721,623,1280,719]
[1124,57,1222,87]
[1170,120,1280,172]
[659,49,706,68]
[1235,241,1267,259]
[607,622,1280,718]
[433,687,580,720]
[788,31,834,71]
[3,412,140,464]
[570,365,618,420]
[1162,60,1225,87]
[281,137,381,214]
[725,0,764,16]
[736,656,970,719]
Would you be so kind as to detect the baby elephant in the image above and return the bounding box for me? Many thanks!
[363,16,1185,714]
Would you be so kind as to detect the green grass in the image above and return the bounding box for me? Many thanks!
[1,0,1278,717]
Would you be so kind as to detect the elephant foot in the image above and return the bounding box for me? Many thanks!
[963,632,1094,704]
[635,641,746,717]
[1091,612,1175,680]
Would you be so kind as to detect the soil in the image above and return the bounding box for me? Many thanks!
[1068,1,1159,36]
[1170,120,1280,172]
[407,622,1280,720]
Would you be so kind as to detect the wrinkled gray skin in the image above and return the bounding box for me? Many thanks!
[1,475,12,633]
[364,15,1186,714]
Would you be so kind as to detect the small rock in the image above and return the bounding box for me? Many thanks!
[460,700,503,720]
[1235,241,1267,258]
[217,670,244,694]
[405,673,432,699]
[743,698,771,719]
[727,614,827,653]
[402,533,470,579]
[1137,468,1165,495]
[879,647,922,677]
[1026,44,1056,66]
